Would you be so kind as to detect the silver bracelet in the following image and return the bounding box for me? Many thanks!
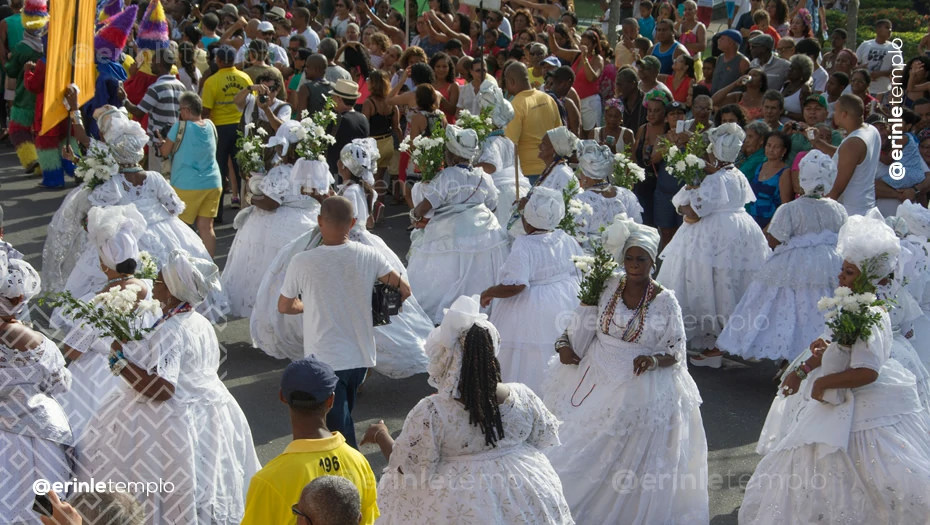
[649,355,659,370]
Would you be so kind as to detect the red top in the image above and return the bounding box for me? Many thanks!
[436,82,456,124]
[669,75,691,103]
[573,54,600,99]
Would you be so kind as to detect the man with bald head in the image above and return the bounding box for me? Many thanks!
[503,62,563,183]
[296,54,332,116]
[279,196,411,448]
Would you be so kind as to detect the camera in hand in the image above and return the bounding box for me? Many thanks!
[372,282,402,326]
[33,493,53,516]
[258,95,269,104]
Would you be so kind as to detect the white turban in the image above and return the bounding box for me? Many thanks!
[798,150,837,196]
[266,120,306,154]
[0,251,40,317]
[577,140,614,181]
[524,186,565,230]
[446,125,480,162]
[837,215,901,282]
[86,204,147,271]
[546,126,579,158]
[478,85,515,128]
[884,216,909,239]
[98,109,148,165]
[340,138,379,185]
[162,250,221,306]
[709,123,745,164]
[897,200,930,239]
[603,213,661,263]
[426,295,500,399]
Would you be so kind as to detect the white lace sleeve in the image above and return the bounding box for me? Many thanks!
[88,176,125,207]
[148,171,186,216]
[671,185,691,209]
[344,184,370,226]
[38,340,72,395]
[619,188,644,224]
[260,165,295,204]
[498,239,531,287]
[766,203,793,243]
[478,140,503,172]
[123,326,182,385]
[421,173,446,209]
[849,308,892,372]
[41,185,93,293]
[656,290,688,363]
[62,323,105,355]
[518,385,561,450]
[387,397,442,477]
[481,172,500,211]
[692,173,730,217]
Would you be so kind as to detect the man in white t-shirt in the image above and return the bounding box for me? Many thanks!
[278,197,411,448]
[817,94,881,216]
[290,7,321,53]
[855,19,902,96]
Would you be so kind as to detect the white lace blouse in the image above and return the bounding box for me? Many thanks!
[0,337,72,444]
[89,172,185,223]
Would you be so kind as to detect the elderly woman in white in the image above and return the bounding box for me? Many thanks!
[894,201,930,366]
[250,139,431,379]
[573,140,644,248]
[56,204,156,442]
[544,215,709,524]
[361,295,574,524]
[716,150,847,366]
[474,85,531,229]
[0,255,73,523]
[741,216,930,525]
[480,187,583,394]
[657,123,770,367]
[407,125,510,323]
[222,121,322,318]
[77,250,262,525]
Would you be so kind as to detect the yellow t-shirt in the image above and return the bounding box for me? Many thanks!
[240,433,379,525]
[201,66,252,126]
[505,89,563,176]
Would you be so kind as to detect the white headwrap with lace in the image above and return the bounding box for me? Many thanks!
[524,186,564,230]
[709,123,745,163]
[604,213,661,263]
[97,109,149,165]
[0,251,40,317]
[478,85,515,128]
[577,140,614,180]
[162,250,222,306]
[266,120,307,156]
[798,150,837,196]
[86,204,147,270]
[837,215,901,282]
[897,200,930,239]
[340,138,379,185]
[425,295,500,399]
[546,126,579,158]
[445,125,480,162]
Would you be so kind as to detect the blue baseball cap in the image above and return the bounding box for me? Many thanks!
[215,44,237,64]
[718,29,743,47]
[281,356,338,406]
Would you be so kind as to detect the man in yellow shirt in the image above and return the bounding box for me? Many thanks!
[503,62,562,184]
[240,357,379,525]
[201,44,251,219]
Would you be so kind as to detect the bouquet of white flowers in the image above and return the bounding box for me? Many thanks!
[74,140,119,189]
[398,120,445,182]
[235,123,268,175]
[296,99,338,162]
[572,240,618,306]
[613,147,646,190]
[134,251,158,280]
[456,107,495,144]
[660,129,709,187]
[817,287,886,346]
[559,179,592,239]
[43,285,163,342]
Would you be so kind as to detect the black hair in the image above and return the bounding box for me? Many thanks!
[717,103,747,127]
[410,62,436,86]
[178,42,197,82]
[915,97,930,107]
[560,11,578,26]
[831,28,847,40]
[251,4,265,17]
[795,38,820,59]
[763,130,791,161]
[691,83,711,100]
[459,325,505,447]
[184,25,202,46]
[296,47,313,62]
[255,72,282,91]
[343,45,373,80]
[902,107,921,127]
[115,258,138,275]
[202,12,219,31]
[830,71,850,89]
[445,38,463,51]
[429,52,456,83]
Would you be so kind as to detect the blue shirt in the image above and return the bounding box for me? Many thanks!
[882,132,928,189]
[168,120,222,190]
[638,16,655,40]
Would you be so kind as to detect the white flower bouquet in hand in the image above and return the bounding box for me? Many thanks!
[612,146,646,190]
[660,127,709,187]
[74,140,119,189]
[456,107,495,143]
[399,119,445,182]
[817,287,885,347]
[236,123,268,176]
[42,285,163,342]
[296,99,338,163]
[134,251,158,280]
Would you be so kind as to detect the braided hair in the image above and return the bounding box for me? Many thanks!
[458,324,505,447]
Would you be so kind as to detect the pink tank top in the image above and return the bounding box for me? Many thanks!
[573,55,601,99]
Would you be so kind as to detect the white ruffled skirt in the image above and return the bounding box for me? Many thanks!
[0,432,70,524]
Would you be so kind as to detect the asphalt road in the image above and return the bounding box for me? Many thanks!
[2,146,779,524]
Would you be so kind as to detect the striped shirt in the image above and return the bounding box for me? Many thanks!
[138,74,186,138]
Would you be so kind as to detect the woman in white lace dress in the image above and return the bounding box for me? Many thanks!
[895,201,930,366]
[544,215,709,524]
[657,123,770,366]
[473,86,531,229]
[56,107,226,321]
[741,215,930,525]
[250,139,431,378]
[0,255,73,524]
[407,125,510,323]
[480,187,582,394]
[573,140,643,249]
[716,150,846,364]
[76,250,262,525]
[56,204,155,442]
[222,122,321,318]
[361,295,574,524]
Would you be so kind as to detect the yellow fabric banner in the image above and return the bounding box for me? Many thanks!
[41,0,96,135]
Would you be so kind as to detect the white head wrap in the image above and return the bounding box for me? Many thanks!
[577,140,614,181]
[884,216,909,239]
[603,213,661,263]
[897,200,930,239]
[523,186,565,230]
[426,295,500,399]
[798,150,837,196]
[709,123,745,163]
[340,138,378,185]
[87,204,147,271]
[477,85,515,128]
[98,109,149,165]
[836,215,901,282]
[445,125,480,162]
[266,120,306,156]
[0,251,40,317]
[161,250,221,306]
[546,126,579,158]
